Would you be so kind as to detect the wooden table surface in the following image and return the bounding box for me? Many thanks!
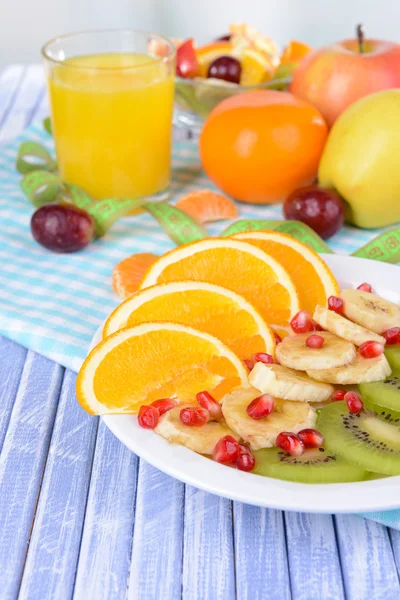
[1,64,400,600]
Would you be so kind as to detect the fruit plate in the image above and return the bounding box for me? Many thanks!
[97,255,400,514]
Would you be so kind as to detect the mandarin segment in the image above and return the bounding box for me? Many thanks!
[175,190,238,224]
[112,252,158,298]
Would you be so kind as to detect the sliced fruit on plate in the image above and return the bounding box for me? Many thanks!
[359,374,400,412]
[232,231,340,316]
[140,238,300,327]
[221,387,316,450]
[155,406,239,454]
[307,352,392,385]
[112,252,158,298]
[313,305,386,346]
[175,189,238,224]
[341,289,400,334]
[385,345,400,371]
[103,281,276,360]
[253,446,367,483]
[276,332,356,371]
[249,362,334,402]
[318,400,400,476]
[76,322,249,415]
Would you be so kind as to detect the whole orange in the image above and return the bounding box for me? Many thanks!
[199,90,328,204]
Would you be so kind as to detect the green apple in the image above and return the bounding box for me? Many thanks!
[318,89,400,228]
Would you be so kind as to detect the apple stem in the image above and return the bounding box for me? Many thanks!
[356,23,364,53]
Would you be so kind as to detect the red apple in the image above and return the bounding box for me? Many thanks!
[290,28,400,127]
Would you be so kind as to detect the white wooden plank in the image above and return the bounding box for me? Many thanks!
[234,504,291,600]
[284,513,345,600]
[18,369,98,600]
[389,529,400,578]
[0,351,63,600]
[73,419,139,600]
[0,65,25,133]
[0,335,27,451]
[335,515,400,600]
[182,487,235,600]
[127,461,184,600]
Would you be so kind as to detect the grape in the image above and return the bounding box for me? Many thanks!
[284,185,345,239]
[207,56,241,84]
[31,203,95,253]
[215,34,232,42]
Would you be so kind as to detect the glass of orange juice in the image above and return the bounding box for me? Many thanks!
[42,30,175,201]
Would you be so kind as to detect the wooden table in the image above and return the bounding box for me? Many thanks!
[1,64,400,600]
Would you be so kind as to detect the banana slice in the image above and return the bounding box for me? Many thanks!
[276,332,356,371]
[313,305,386,347]
[341,289,400,334]
[249,362,334,402]
[221,387,317,450]
[155,406,239,455]
[307,353,392,385]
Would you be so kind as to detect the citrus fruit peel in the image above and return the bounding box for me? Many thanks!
[112,252,159,298]
[175,189,238,224]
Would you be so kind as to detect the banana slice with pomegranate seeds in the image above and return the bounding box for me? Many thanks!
[221,387,317,451]
[313,305,386,347]
[307,353,392,385]
[249,362,334,403]
[341,289,400,334]
[154,406,239,455]
[276,331,356,371]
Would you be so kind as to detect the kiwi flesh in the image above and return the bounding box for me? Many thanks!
[385,345,400,372]
[253,447,367,484]
[359,375,400,412]
[318,401,400,476]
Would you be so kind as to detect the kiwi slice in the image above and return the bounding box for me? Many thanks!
[385,345,400,372]
[318,401,400,476]
[359,375,400,412]
[253,447,367,484]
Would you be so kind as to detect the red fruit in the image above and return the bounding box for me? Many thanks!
[274,332,282,344]
[359,340,384,359]
[345,391,364,414]
[180,407,210,427]
[246,393,274,419]
[176,39,200,78]
[290,310,313,333]
[310,321,324,331]
[196,391,222,420]
[306,334,324,349]
[213,435,240,464]
[138,405,159,429]
[252,352,274,364]
[357,282,373,293]
[297,428,324,449]
[31,203,95,253]
[208,56,242,84]
[236,445,256,472]
[382,327,400,345]
[151,398,177,416]
[331,389,347,402]
[244,359,255,370]
[276,432,304,457]
[328,296,344,314]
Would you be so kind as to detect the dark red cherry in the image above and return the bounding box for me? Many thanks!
[284,185,345,239]
[207,56,241,84]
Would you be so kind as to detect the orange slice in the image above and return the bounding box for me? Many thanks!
[103,281,276,360]
[140,238,300,327]
[232,231,339,315]
[196,42,233,77]
[175,190,238,224]
[240,48,276,86]
[76,322,249,414]
[112,253,158,298]
[280,40,312,65]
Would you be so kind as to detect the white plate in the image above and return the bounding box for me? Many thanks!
[92,255,400,514]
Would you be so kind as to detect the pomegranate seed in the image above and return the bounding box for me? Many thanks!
[359,340,384,359]
[196,391,222,420]
[276,432,304,457]
[306,334,324,349]
[357,282,373,293]
[236,444,256,472]
[310,321,324,332]
[138,405,159,429]
[297,428,324,449]
[244,359,254,371]
[328,296,344,314]
[252,352,274,364]
[151,398,177,416]
[274,332,282,344]
[345,391,364,414]
[290,310,313,333]
[382,327,400,345]
[213,435,239,464]
[331,389,347,402]
[246,393,274,419]
[180,407,210,427]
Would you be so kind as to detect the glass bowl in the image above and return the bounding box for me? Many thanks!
[174,75,292,136]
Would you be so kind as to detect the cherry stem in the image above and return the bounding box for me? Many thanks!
[356,23,364,53]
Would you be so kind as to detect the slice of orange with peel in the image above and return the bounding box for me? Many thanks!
[240,48,276,86]
[76,322,249,414]
[140,238,299,327]
[175,190,238,224]
[103,281,276,360]
[232,231,339,316]
[112,253,158,299]
[280,40,312,64]
[196,42,233,77]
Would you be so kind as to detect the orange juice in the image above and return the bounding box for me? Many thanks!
[48,52,174,199]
